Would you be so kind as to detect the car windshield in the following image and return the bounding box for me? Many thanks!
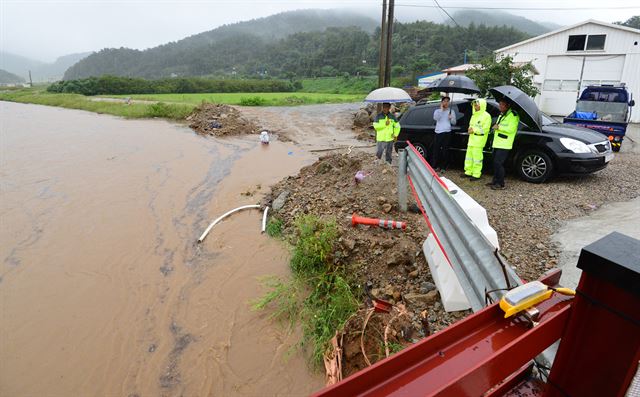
[540,112,558,126]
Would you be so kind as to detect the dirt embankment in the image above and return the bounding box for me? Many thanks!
[261,129,640,376]
[263,152,469,375]
[187,103,260,136]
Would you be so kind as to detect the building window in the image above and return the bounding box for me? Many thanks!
[567,34,606,51]
[567,35,587,51]
[586,34,606,50]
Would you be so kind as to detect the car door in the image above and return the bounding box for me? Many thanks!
[449,102,472,151]
[398,104,436,155]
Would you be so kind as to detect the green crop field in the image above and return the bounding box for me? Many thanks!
[299,77,378,94]
[0,88,365,121]
[0,88,193,119]
[102,92,364,106]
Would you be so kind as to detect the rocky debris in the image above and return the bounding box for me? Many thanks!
[351,102,413,142]
[264,135,640,376]
[264,152,471,374]
[353,109,371,128]
[404,290,439,309]
[271,190,290,212]
[187,103,260,136]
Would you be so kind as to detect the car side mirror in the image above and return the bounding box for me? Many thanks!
[629,100,635,107]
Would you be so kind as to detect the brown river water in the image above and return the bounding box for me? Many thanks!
[0,102,325,396]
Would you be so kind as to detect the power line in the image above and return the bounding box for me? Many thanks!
[432,0,459,27]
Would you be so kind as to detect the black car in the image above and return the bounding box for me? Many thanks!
[394,99,613,183]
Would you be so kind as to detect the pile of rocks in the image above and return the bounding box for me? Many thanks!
[187,103,260,137]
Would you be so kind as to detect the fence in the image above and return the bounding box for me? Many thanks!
[398,144,522,311]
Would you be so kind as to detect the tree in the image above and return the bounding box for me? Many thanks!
[614,16,640,29]
[466,55,539,98]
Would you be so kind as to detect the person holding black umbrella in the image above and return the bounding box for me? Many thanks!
[431,96,456,172]
[487,99,520,190]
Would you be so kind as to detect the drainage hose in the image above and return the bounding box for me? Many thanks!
[197,204,261,243]
[261,206,270,233]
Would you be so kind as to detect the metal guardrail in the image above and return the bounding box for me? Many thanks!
[398,144,522,311]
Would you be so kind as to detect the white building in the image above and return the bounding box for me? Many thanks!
[495,20,640,122]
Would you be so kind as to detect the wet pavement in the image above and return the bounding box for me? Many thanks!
[554,124,640,288]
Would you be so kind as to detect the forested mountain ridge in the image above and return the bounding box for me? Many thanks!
[0,69,25,84]
[1,51,91,82]
[64,11,530,80]
[450,10,560,36]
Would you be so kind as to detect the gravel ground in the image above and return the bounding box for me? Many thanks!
[442,124,640,282]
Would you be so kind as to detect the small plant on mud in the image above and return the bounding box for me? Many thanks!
[254,214,358,368]
[253,276,302,326]
[291,215,337,274]
[265,217,284,238]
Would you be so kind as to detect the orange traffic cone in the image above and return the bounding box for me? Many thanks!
[351,213,406,230]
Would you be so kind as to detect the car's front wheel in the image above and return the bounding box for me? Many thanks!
[517,150,553,183]
[414,143,428,159]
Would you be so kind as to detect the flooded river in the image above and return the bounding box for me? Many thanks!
[0,102,324,396]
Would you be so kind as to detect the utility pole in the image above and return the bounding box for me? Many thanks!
[378,0,388,88]
[384,0,395,87]
[28,70,33,87]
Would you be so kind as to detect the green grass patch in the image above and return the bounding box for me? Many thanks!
[255,215,359,368]
[299,76,378,94]
[0,88,194,119]
[102,92,363,106]
[266,217,284,238]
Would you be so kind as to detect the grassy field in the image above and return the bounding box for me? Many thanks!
[0,88,365,120]
[299,77,378,94]
[0,88,194,119]
[102,92,364,106]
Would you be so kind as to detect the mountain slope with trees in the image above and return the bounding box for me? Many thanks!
[64,15,529,81]
[1,51,91,82]
[450,10,560,36]
[0,69,26,84]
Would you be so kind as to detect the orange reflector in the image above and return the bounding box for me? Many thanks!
[608,135,614,141]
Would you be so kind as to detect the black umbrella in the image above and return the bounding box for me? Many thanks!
[489,85,541,131]
[425,75,481,95]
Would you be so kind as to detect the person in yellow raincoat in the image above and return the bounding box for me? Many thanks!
[462,98,492,180]
[373,102,401,164]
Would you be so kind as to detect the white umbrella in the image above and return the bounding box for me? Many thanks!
[364,87,413,103]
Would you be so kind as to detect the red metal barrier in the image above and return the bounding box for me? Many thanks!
[544,232,640,397]
[312,271,569,397]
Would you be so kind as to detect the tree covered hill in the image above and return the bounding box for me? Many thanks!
[64,11,530,80]
[450,10,560,36]
[1,51,91,82]
[0,69,25,84]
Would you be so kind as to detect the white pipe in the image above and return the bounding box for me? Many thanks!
[197,204,260,243]
[261,206,270,233]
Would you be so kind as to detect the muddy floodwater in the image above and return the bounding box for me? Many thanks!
[0,102,324,396]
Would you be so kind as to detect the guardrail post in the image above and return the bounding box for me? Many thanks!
[397,148,408,212]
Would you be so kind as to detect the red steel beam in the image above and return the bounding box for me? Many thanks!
[312,271,570,397]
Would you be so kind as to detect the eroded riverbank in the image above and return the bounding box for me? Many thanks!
[0,102,323,396]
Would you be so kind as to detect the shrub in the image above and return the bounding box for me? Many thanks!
[47,76,295,96]
[239,96,267,106]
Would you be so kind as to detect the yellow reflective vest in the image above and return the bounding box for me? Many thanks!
[492,109,520,150]
[373,112,401,142]
[468,99,492,148]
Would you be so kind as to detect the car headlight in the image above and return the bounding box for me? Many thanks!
[560,137,591,153]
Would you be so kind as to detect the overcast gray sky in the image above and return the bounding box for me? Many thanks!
[1,0,639,62]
